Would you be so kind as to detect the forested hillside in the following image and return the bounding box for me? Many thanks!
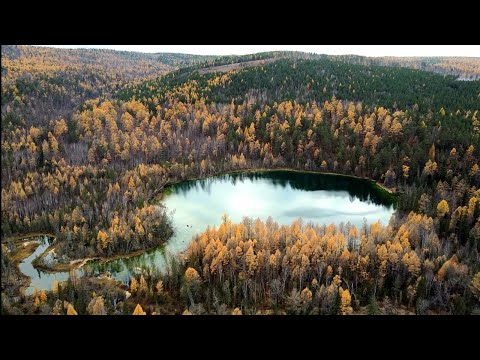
[163,50,480,79]
[1,45,210,126]
[1,47,479,315]
[356,56,480,80]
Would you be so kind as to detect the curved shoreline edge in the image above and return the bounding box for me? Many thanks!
[5,168,398,293]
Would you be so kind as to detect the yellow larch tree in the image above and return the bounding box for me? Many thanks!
[139,275,148,296]
[66,303,78,315]
[437,200,450,218]
[232,308,243,315]
[48,132,59,154]
[245,246,258,275]
[300,287,313,303]
[128,176,136,190]
[52,279,59,295]
[470,164,479,177]
[40,290,47,304]
[185,267,200,283]
[97,230,109,250]
[467,197,478,221]
[130,276,138,294]
[53,119,68,137]
[423,160,438,176]
[339,288,353,315]
[132,304,146,315]
[156,280,164,294]
[429,144,436,160]
[87,296,107,315]
[34,296,40,309]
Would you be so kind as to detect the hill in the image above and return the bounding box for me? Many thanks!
[1,45,213,126]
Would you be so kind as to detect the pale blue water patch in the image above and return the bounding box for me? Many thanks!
[84,171,395,285]
[18,171,396,291]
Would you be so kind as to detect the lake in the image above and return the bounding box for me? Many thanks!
[22,171,396,293]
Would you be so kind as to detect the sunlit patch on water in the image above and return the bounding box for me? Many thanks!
[18,171,396,292]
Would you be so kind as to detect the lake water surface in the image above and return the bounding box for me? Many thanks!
[22,171,396,293]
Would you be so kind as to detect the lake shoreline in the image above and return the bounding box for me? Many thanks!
[30,239,170,273]
[163,167,397,195]
[7,168,397,293]
[1,232,56,244]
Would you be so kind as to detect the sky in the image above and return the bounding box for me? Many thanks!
[39,45,480,57]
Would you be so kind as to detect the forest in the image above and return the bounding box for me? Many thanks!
[1,45,479,315]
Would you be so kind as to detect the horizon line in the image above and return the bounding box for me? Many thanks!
[30,45,480,58]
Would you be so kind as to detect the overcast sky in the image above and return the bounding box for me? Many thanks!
[39,45,480,57]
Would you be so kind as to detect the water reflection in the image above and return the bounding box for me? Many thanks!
[20,171,396,291]
[173,171,396,207]
[87,171,395,282]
